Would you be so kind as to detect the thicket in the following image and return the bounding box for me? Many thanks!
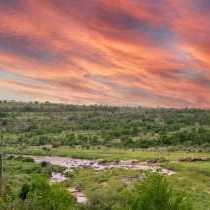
[0,101,210,148]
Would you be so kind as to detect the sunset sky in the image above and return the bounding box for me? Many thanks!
[0,0,210,107]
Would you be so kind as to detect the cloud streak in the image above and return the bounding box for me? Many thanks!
[0,0,210,107]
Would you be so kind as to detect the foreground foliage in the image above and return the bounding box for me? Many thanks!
[0,158,193,210]
[131,175,191,210]
[18,177,76,210]
[83,174,191,210]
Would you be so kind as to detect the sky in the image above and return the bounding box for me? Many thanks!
[0,0,210,107]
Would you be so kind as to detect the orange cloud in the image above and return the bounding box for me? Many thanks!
[0,0,210,107]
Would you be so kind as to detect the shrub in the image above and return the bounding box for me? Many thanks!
[19,177,77,210]
[132,174,192,210]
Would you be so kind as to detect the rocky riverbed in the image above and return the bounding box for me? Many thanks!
[29,155,175,204]
[29,155,175,175]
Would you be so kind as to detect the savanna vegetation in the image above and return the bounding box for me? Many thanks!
[1,100,210,149]
[0,156,192,210]
[0,101,210,209]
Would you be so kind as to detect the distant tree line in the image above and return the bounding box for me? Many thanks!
[0,101,210,149]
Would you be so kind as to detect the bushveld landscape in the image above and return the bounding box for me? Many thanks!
[1,0,210,209]
[0,101,210,209]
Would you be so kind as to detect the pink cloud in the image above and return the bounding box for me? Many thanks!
[0,0,210,107]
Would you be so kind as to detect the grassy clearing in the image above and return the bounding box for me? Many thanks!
[1,146,210,209]
[1,146,209,161]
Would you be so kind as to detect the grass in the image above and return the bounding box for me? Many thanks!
[161,161,210,210]
[1,145,209,161]
[2,146,210,209]
[65,167,144,193]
